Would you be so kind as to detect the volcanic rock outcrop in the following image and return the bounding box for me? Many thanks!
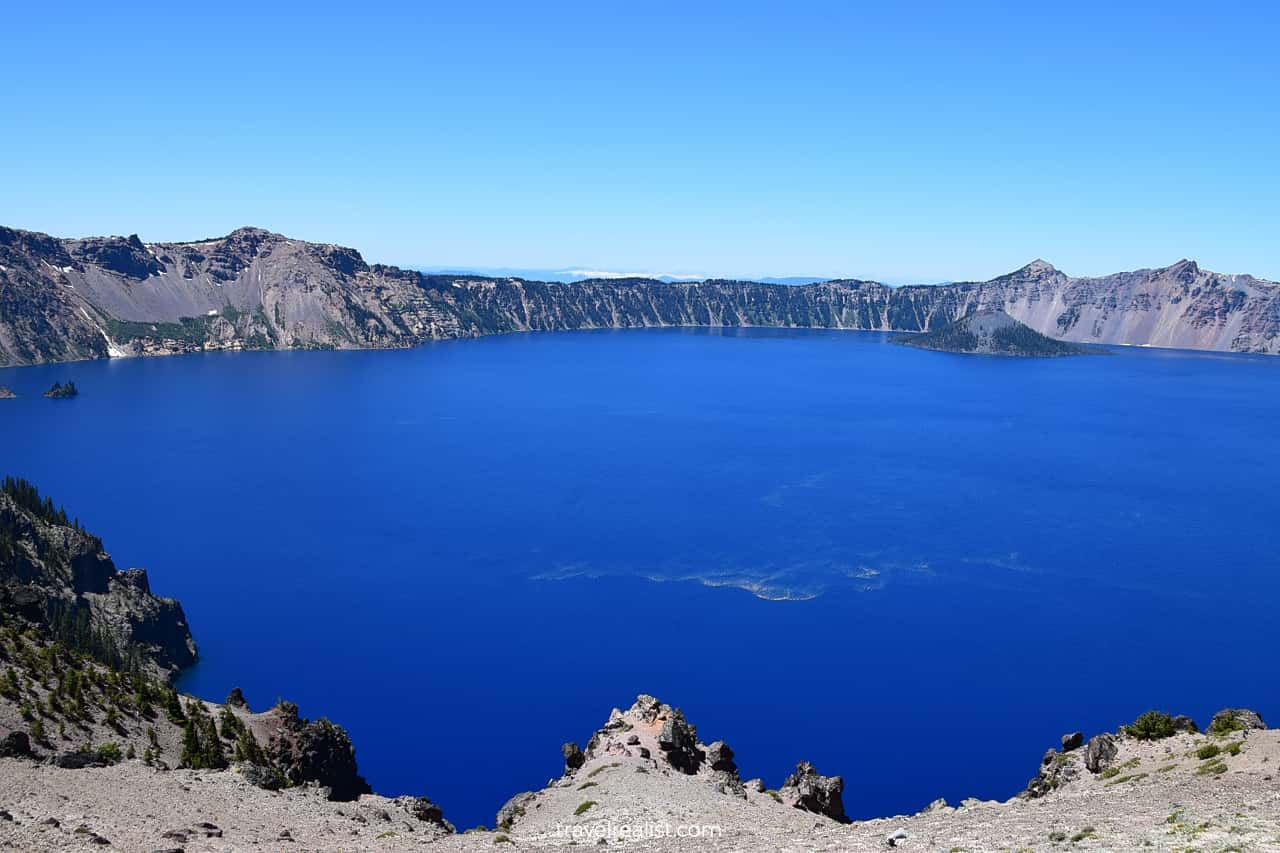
[779,760,848,823]
[0,478,194,681]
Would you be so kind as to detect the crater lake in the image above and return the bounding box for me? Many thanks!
[3,328,1277,828]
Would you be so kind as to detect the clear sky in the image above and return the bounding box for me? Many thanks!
[3,1,1276,282]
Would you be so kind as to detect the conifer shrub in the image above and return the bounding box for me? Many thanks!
[1209,711,1245,735]
[1125,711,1178,741]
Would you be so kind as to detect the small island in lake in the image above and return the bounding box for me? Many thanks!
[901,310,1088,357]
[43,381,79,398]
[0,386,15,399]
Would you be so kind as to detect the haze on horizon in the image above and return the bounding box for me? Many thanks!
[2,1,1276,283]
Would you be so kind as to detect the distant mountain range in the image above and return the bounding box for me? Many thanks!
[2,224,1278,366]
[417,266,832,286]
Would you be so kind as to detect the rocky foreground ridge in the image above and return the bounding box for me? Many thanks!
[1,684,1277,852]
[3,225,1280,366]
[2,483,1279,850]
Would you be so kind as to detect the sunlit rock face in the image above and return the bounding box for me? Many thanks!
[3,224,1280,367]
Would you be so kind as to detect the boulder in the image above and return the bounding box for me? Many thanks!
[1061,731,1084,751]
[711,770,746,799]
[629,694,663,724]
[404,796,454,832]
[657,713,690,751]
[779,761,848,823]
[561,742,585,774]
[1084,733,1118,774]
[239,763,282,790]
[0,731,34,759]
[1210,708,1266,733]
[496,791,536,830]
[657,710,703,774]
[1025,749,1080,798]
[705,742,745,798]
[1171,715,1198,734]
[226,687,250,710]
[54,750,113,769]
[705,740,737,773]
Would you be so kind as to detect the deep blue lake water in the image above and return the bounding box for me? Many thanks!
[3,328,1279,828]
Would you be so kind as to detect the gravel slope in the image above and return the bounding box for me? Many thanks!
[3,708,1278,852]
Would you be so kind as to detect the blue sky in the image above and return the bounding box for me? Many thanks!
[2,1,1276,282]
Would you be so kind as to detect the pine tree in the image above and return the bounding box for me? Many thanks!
[233,727,265,765]
[200,708,228,769]
[179,702,228,769]
[218,705,242,739]
[179,718,203,768]
[164,688,186,723]
[1,666,19,699]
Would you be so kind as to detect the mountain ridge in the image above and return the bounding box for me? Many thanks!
[3,224,1279,367]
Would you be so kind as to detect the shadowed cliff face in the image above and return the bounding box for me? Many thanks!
[1,225,1278,367]
[0,484,196,681]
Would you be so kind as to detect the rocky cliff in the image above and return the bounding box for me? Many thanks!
[0,478,195,681]
[3,225,1279,366]
[0,478,398,814]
